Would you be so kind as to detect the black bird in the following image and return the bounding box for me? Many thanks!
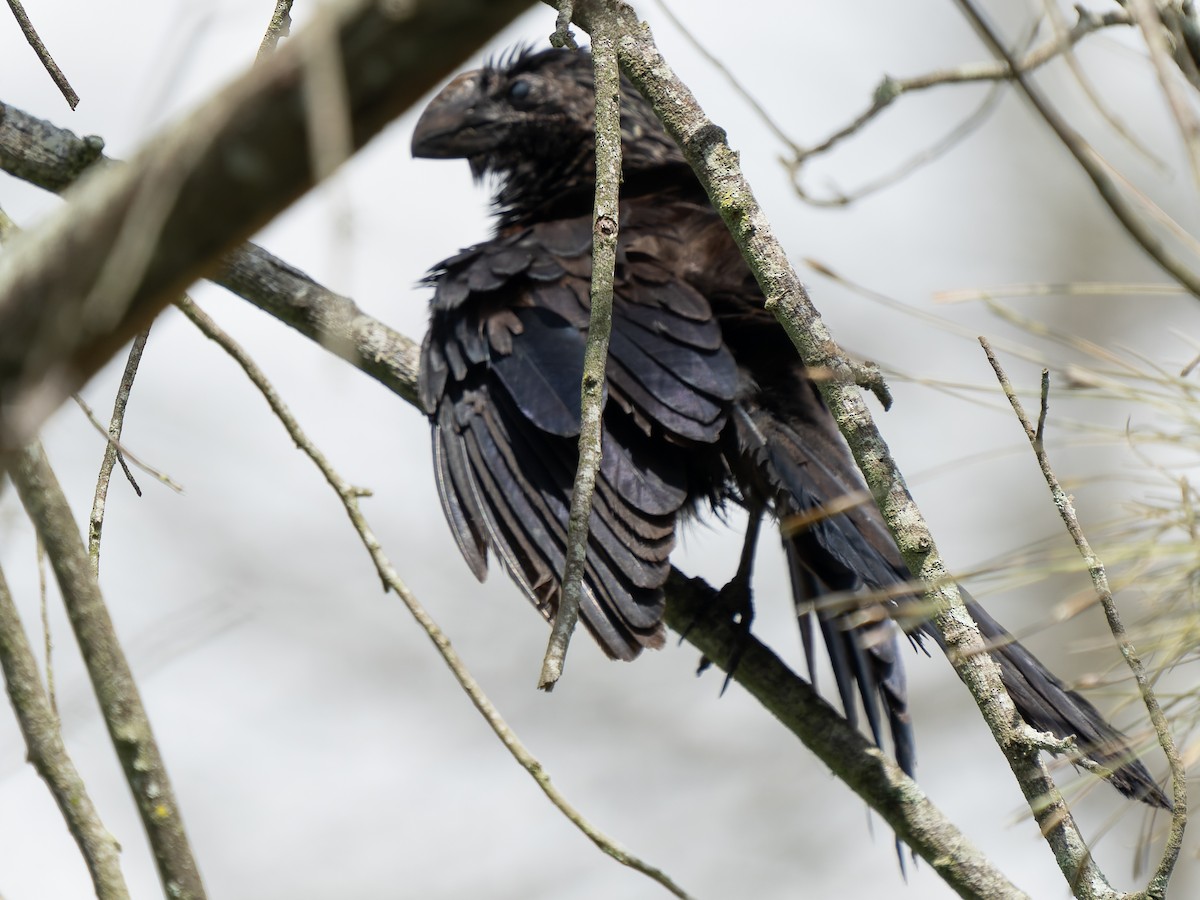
[412,46,1167,808]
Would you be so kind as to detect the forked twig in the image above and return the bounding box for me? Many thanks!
[980,337,1186,899]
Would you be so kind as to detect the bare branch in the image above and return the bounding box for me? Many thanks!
[0,0,534,449]
[558,1,1118,894]
[952,0,1200,302]
[4,0,79,109]
[257,0,295,60]
[6,441,206,900]
[980,340,1186,900]
[661,572,1029,900]
[539,9,622,690]
[0,562,128,899]
[87,328,153,577]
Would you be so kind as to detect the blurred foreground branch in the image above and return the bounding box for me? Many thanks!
[0,0,531,449]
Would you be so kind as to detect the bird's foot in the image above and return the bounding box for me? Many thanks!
[691,576,755,695]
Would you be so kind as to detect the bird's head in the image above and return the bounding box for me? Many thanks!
[412,46,687,223]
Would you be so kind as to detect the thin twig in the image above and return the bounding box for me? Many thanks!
[538,14,621,690]
[6,441,206,900]
[174,295,692,899]
[256,0,295,60]
[0,0,536,449]
[4,0,79,109]
[1127,0,1200,185]
[73,390,180,494]
[562,2,1115,895]
[1035,368,1049,448]
[0,563,128,899]
[980,338,1186,900]
[88,328,152,577]
[952,0,1200,301]
[786,8,1132,206]
[36,534,54,713]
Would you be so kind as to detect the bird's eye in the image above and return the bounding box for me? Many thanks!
[508,79,532,104]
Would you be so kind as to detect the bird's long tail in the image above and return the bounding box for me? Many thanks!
[739,401,1168,807]
[925,600,1170,808]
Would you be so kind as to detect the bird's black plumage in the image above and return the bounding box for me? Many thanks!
[413,46,1168,808]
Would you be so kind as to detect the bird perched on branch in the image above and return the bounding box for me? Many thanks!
[411,45,1167,808]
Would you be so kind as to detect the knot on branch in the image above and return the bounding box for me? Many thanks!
[595,214,617,237]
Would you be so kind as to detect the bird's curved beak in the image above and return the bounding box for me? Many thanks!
[412,71,488,159]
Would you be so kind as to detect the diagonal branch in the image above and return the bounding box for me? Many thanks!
[0,0,533,450]
[557,1,1121,895]
[951,0,1200,302]
[981,342,1186,900]
[175,295,694,900]
[4,0,79,109]
[0,561,128,899]
[5,441,206,900]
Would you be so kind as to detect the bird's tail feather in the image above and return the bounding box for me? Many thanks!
[944,600,1171,808]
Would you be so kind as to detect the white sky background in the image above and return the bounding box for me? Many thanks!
[1,1,1198,897]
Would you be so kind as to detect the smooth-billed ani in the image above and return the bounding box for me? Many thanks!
[411,46,1167,808]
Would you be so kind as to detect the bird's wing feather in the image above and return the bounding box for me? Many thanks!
[420,213,738,659]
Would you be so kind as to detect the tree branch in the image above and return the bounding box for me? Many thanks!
[87,328,152,576]
[557,1,1121,895]
[0,81,1032,900]
[539,7,622,690]
[4,0,79,110]
[0,561,128,899]
[175,295,694,900]
[980,341,1185,900]
[0,0,533,450]
[257,0,296,61]
[5,441,206,900]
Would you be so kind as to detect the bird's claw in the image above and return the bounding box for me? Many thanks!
[689,577,755,696]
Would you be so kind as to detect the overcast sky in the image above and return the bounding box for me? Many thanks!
[1,2,1198,898]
